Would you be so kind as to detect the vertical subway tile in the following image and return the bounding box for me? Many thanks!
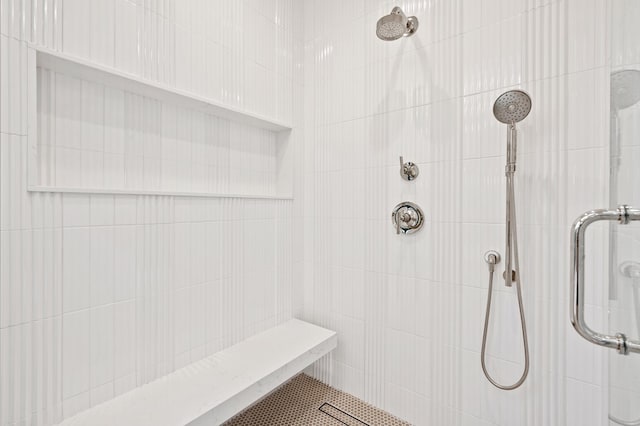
[62,227,91,313]
[62,309,91,399]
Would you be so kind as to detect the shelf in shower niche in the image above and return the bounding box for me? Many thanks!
[31,46,293,132]
[27,186,294,200]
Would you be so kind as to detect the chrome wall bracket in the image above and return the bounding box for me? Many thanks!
[399,156,419,181]
[571,204,640,355]
[392,201,424,234]
[484,250,501,269]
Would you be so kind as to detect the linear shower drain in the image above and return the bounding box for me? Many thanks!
[318,402,371,426]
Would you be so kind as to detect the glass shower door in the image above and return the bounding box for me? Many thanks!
[608,1,640,424]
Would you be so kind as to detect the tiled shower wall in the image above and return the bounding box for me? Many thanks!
[302,0,611,425]
[0,0,303,424]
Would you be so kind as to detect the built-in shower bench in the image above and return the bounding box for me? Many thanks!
[57,319,337,426]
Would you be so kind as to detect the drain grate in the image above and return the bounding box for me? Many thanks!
[318,402,371,426]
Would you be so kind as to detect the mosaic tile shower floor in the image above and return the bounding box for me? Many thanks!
[223,374,410,426]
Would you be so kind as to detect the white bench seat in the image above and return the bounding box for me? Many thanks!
[57,319,337,426]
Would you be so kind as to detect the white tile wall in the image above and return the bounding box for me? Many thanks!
[303,0,611,425]
[1,192,297,424]
[0,0,303,424]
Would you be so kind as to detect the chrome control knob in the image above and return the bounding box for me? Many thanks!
[400,156,419,181]
[392,202,424,234]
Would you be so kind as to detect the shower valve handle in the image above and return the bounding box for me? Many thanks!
[395,211,412,234]
[399,156,419,181]
[392,202,424,235]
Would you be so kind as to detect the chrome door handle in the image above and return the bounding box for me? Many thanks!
[571,205,640,355]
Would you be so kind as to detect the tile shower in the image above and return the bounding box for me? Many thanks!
[0,0,631,425]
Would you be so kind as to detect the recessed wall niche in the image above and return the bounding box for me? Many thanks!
[28,48,293,199]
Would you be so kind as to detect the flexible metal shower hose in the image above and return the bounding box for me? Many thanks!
[480,175,530,390]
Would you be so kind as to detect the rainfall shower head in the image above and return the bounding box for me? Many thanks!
[493,90,532,124]
[376,7,419,41]
[611,70,640,111]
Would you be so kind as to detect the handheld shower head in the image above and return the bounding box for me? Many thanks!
[481,89,533,391]
[376,7,419,41]
[493,90,532,124]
